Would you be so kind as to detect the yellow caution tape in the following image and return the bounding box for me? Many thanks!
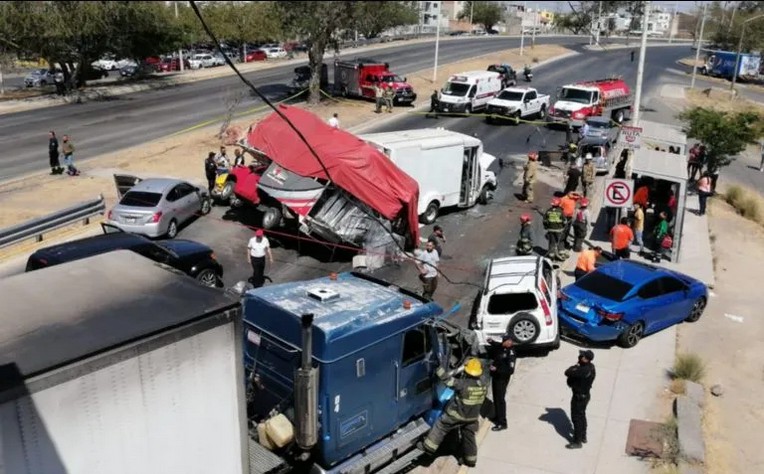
[407,110,628,129]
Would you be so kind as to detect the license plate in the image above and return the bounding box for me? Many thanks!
[575,303,590,313]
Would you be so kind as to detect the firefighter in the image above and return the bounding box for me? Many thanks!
[384,83,395,113]
[421,358,488,467]
[581,153,596,198]
[521,151,538,202]
[571,198,591,252]
[374,83,384,113]
[543,197,566,261]
[516,213,534,255]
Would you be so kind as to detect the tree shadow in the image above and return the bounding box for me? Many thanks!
[538,407,573,443]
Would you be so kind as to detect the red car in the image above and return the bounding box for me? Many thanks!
[245,50,267,62]
[157,58,191,72]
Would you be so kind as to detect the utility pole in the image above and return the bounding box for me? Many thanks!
[470,1,474,27]
[175,1,184,71]
[691,3,707,90]
[669,1,678,43]
[433,12,441,83]
[520,1,526,55]
[632,0,650,126]
[596,0,603,46]
[532,4,538,48]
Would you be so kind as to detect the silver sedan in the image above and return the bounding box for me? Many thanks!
[106,177,211,238]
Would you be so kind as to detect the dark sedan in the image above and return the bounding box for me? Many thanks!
[25,224,223,287]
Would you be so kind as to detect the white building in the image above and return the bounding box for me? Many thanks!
[418,1,447,29]
[647,6,671,34]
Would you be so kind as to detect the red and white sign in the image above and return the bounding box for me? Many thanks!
[604,179,634,208]
[619,126,643,149]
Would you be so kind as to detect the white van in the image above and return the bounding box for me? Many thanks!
[361,128,498,224]
[436,71,502,115]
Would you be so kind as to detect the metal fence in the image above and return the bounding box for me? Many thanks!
[0,195,105,249]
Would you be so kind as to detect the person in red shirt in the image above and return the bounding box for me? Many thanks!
[633,185,649,210]
[609,217,634,259]
[559,192,579,248]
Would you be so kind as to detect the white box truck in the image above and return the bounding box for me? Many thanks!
[0,251,249,474]
[361,128,499,224]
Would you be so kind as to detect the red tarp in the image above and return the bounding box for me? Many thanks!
[247,104,420,244]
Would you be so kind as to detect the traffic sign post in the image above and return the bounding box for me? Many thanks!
[603,179,634,208]
[618,126,643,150]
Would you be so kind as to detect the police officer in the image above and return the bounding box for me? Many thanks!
[543,197,565,261]
[581,153,596,197]
[516,213,534,255]
[384,84,395,113]
[565,350,596,449]
[430,89,439,113]
[521,151,538,202]
[421,358,488,467]
[487,335,516,432]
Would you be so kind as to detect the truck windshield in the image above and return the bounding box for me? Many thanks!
[442,82,470,96]
[380,75,404,83]
[560,87,594,104]
[497,90,524,101]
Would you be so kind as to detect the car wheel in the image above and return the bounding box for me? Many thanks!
[508,313,540,344]
[195,268,219,288]
[220,182,235,202]
[613,109,625,124]
[420,201,439,224]
[685,297,706,323]
[513,111,521,125]
[200,197,212,215]
[617,321,644,348]
[537,105,546,120]
[166,219,178,239]
[464,105,472,116]
[261,206,282,229]
[478,185,490,205]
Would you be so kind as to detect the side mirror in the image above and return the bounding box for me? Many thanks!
[524,97,530,103]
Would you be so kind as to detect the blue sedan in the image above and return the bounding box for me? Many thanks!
[558,260,708,348]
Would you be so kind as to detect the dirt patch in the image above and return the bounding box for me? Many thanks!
[678,56,704,69]
[0,44,571,245]
[0,88,50,101]
[680,88,764,115]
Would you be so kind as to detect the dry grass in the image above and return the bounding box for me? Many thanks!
[684,88,764,115]
[724,184,764,227]
[0,88,50,101]
[669,379,687,395]
[671,353,706,383]
[650,415,680,471]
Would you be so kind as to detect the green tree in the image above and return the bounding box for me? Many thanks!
[458,2,504,32]
[206,1,283,57]
[678,107,762,171]
[352,1,419,39]
[557,2,643,36]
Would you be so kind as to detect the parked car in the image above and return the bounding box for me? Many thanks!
[583,116,620,144]
[558,260,708,348]
[485,86,550,124]
[92,57,119,71]
[189,53,216,69]
[264,47,287,59]
[105,176,212,239]
[25,224,223,287]
[24,69,54,87]
[578,136,612,174]
[211,53,228,66]
[471,255,561,350]
[245,50,267,62]
[157,57,191,72]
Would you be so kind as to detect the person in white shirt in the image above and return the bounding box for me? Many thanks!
[413,240,440,301]
[215,146,230,169]
[328,113,340,129]
[247,229,273,287]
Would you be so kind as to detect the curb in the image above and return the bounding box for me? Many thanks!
[583,41,694,52]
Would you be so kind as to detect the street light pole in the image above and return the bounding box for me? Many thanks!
[433,12,441,83]
[632,0,650,126]
[596,0,602,46]
[532,4,538,48]
[730,15,764,94]
[175,1,184,72]
[470,1,474,27]
[669,1,678,43]
[691,3,708,90]
[520,1,526,56]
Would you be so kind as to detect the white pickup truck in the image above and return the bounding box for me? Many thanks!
[485,87,550,124]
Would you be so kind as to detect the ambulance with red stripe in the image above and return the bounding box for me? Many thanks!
[434,70,503,115]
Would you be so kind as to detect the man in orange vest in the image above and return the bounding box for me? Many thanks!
[575,246,602,281]
[609,217,634,259]
[559,192,579,249]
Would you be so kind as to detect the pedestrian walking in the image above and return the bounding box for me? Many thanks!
[48,131,63,175]
[630,50,635,62]
[564,163,582,195]
[247,229,273,288]
[652,211,669,253]
[414,240,440,301]
[420,358,487,467]
[374,84,384,113]
[571,198,591,252]
[521,151,538,202]
[581,154,596,197]
[542,198,566,261]
[487,335,516,432]
[61,135,80,176]
[632,203,645,254]
[574,246,601,281]
[205,152,217,191]
[233,148,245,167]
[516,214,534,255]
[609,217,634,259]
[697,172,712,216]
[54,69,65,96]
[687,143,701,181]
[427,225,446,257]
[383,84,395,113]
[328,112,340,129]
[565,350,596,449]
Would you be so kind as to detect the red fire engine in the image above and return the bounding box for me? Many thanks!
[548,77,633,127]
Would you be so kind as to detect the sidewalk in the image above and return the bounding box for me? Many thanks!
[465,118,715,473]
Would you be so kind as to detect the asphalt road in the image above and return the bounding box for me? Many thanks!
[0,36,686,181]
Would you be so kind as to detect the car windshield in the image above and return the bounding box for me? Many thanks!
[560,87,594,104]
[497,90,524,101]
[575,272,634,302]
[120,191,162,207]
[381,75,404,83]
[587,120,609,129]
[442,82,470,96]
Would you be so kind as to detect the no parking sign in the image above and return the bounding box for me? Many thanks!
[603,179,634,208]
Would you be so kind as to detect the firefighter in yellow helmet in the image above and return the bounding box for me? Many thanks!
[420,357,488,467]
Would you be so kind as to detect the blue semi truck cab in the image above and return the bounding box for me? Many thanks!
[242,272,478,473]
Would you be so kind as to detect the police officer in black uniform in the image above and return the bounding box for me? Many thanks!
[565,350,596,449]
[487,334,517,431]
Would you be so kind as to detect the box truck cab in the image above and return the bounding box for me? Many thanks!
[436,70,502,115]
[361,128,499,224]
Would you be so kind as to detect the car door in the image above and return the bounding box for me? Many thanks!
[524,89,537,116]
[164,185,184,222]
[657,276,693,326]
[396,327,436,423]
[634,279,667,333]
[175,183,199,222]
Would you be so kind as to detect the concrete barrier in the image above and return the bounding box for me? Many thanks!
[675,395,705,464]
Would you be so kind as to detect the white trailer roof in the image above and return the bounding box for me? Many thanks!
[638,119,687,147]
[448,70,500,82]
[632,148,687,183]
[361,128,482,151]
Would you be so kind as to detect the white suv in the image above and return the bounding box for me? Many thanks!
[471,256,560,349]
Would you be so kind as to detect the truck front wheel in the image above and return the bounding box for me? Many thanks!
[420,201,439,224]
[261,206,282,229]
[613,109,625,124]
[537,105,546,120]
[478,185,491,205]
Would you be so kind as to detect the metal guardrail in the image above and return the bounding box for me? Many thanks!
[0,195,106,249]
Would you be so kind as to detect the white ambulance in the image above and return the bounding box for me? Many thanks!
[436,70,503,115]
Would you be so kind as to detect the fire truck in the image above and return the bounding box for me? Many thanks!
[548,77,633,128]
[334,58,417,105]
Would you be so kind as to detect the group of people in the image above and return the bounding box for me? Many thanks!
[203,145,245,192]
[540,192,593,261]
[47,131,79,176]
[374,82,396,113]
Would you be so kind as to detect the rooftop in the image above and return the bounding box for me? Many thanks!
[361,128,481,151]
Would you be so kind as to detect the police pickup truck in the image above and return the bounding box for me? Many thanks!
[485,86,550,124]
